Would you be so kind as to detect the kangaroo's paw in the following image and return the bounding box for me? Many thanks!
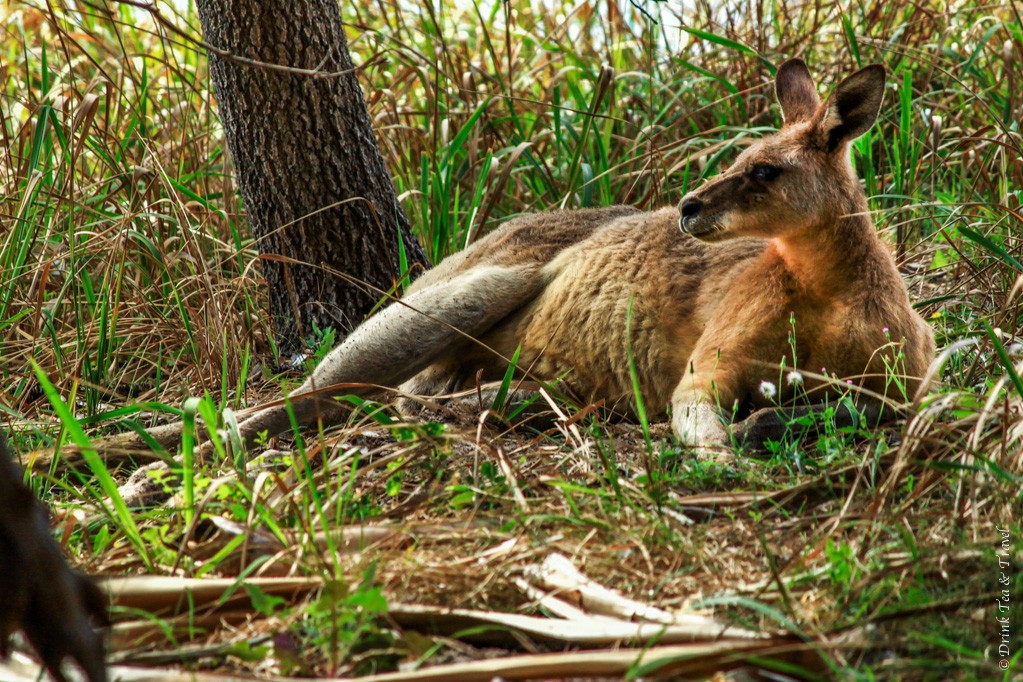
[672,402,732,455]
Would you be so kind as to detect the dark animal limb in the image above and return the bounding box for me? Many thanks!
[733,399,901,452]
[0,432,109,682]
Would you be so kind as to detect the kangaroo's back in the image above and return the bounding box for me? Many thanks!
[407,205,641,294]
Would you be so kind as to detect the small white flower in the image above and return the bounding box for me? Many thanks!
[786,371,803,386]
[882,327,889,335]
[758,380,777,399]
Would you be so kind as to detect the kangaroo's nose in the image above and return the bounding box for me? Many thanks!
[680,196,703,220]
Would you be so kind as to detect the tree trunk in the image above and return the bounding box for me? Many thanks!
[194,0,430,352]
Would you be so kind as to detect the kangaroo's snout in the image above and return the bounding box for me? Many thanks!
[677,190,723,241]
[678,195,703,232]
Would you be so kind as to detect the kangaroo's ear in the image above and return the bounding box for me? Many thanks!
[775,58,820,125]
[816,64,886,152]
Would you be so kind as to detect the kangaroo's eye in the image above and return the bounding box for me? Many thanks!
[751,164,782,182]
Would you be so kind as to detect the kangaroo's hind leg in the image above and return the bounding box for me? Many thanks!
[231,263,547,448]
[115,263,546,506]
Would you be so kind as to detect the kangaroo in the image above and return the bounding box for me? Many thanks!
[69,58,934,473]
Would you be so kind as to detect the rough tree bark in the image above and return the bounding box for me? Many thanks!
[194,0,430,352]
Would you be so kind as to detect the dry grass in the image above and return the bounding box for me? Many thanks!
[1,0,1022,679]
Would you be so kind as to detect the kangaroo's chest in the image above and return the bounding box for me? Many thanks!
[692,259,875,406]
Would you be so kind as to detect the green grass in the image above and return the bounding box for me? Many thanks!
[1,0,1022,678]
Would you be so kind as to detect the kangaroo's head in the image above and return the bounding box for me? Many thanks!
[678,59,886,242]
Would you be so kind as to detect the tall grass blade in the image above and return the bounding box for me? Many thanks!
[30,361,151,568]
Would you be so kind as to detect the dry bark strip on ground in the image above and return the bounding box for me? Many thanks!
[4,638,823,681]
[98,553,792,678]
